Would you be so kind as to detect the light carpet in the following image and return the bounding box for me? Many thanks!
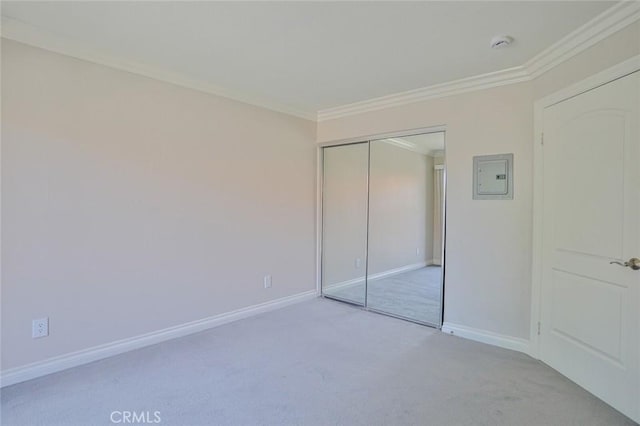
[1,298,636,425]
[324,266,442,325]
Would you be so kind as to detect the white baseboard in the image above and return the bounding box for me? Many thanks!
[0,290,318,388]
[369,261,428,281]
[323,275,366,291]
[324,261,429,292]
[441,322,530,354]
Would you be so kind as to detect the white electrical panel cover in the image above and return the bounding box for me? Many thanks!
[473,154,513,200]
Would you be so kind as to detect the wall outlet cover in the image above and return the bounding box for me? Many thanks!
[32,317,49,339]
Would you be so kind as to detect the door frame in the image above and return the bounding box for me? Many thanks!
[316,125,447,327]
[530,55,640,359]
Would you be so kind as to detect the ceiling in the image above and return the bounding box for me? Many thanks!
[1,1,616,118]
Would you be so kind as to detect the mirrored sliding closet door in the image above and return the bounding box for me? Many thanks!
[366,134,445,326]
[321,133,446,327]
[321,142,369,306]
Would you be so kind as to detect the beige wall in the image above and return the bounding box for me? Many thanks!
[1,40,317,370]
[368,141,432,275]
[317,23,640,341]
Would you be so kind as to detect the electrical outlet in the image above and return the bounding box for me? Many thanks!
[355,258,361,269]
[32,317,49,339]
[416,248,420,256]
[263,275,272,289]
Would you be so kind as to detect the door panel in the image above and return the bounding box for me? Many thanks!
[321,143,369,305]
[551,270,623,363]
[366,136,444,326]
[541,71,639,422]
[552,111,625,259]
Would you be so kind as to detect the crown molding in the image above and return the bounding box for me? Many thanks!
[318,1,640,122]
[0,17,317,121]
[384,137,443,156]
[385,137,419,152]
[317,66,530,122]
[524,0,640,79]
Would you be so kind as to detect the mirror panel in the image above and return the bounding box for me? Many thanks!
[321,143,369,305]
[366,134,445,326]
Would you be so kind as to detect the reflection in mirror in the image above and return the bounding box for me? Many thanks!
[366,133,445,325]
[321,143,369,306]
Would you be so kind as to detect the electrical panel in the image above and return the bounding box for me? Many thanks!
[473,154,513,200]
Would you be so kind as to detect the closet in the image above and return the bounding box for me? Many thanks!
[321,132,446,327]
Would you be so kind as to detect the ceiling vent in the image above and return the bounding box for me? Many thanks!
[490,35,513,49]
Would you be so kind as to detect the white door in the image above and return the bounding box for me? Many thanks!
[541,71,639,422]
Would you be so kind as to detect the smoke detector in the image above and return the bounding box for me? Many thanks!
[490,35,513,49]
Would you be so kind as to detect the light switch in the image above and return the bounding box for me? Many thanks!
[473,154,513,200]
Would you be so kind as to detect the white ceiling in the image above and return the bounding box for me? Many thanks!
[1,1,616,117]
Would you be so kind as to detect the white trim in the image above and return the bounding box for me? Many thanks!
[384,137,420,151]
[441,322,530,355]
[316,147,323,296]
[369,261,428,281]
[531,54,640,360]
[382,137,441,156]
[323,276,366,291]
[530,105,545,360]
[317,125,447,147]
[525,1,640,79]
[317,2,640,122]
[322,261,428,292]
[0,290,317,388]
[317,66,530,121]
[535,54,640,109]
[0,17,316,121]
